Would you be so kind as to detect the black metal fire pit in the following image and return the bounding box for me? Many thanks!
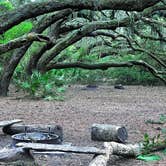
[12,132,61,146]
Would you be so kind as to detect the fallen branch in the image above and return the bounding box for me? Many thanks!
[89,140,166,166]
[89,142,141,166]
[89,142,113,166]
[16,142,106,155]
[0,119,22,127]
[1,141,165,163]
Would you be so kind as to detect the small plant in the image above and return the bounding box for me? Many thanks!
[142,133,161,154]
[137,133,163,162]
[14,70,66,100]
[137,115,166,162]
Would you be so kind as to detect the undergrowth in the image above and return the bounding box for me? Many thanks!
[137,115,166,162]
[11,45,164,100]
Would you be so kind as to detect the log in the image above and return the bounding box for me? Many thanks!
[0,120,22,127]
[2,124,63,142]
[16,142,106,155]
[0,147,34,162]
[89,142,113,166]
[100,142,166,157]
[109,142,142,157]
[91,124,128,143]
[32,142,72,156]
[89,142,142,166]
[89,140,166,166]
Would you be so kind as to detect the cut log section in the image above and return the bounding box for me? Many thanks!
[0,120,22,127]
[91,124,128,143]
[2,124,63,141]
[16,142,106,155]
[0,147,34,162]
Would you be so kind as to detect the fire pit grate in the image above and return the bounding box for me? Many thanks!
[12,132,61,146]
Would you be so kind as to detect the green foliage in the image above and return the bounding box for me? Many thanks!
[58,46,160,85]
[137,154,161,162]
[136,133,163,162]
[104,54,160,85]
[138,115,166,162]
[0,0,32,44]
[12,43,164,100]
[142,133,161,154]
[0,15,33,64]
[60,46,162,85]
[0,21,33,44]
[14,68,66,100]
[0,0,14,12]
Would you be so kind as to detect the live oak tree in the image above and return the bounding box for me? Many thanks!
[0,0,165,96]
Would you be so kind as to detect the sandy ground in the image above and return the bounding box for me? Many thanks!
[0,85,166,166]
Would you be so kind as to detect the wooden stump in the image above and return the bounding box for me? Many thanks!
[91,124,128,143]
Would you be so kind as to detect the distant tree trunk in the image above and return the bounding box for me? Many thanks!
[0,46,29,96]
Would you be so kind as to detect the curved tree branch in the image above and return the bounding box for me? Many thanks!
[36,4,166,70]
[0,33,50,54]
[0,1,165,97]
[0,9,72,96]
[36,18,133,70]
[114,34,166,68]
[26,20,64,75]
[141,17,166,28]
[2,9,72,66]
[45,61,166,84]
[0,0,160,33]
[134,29,166,42]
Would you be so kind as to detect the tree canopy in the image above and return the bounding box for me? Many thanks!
[0,0,165,96]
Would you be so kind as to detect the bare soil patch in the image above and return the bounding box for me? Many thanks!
[0,85,166,166]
